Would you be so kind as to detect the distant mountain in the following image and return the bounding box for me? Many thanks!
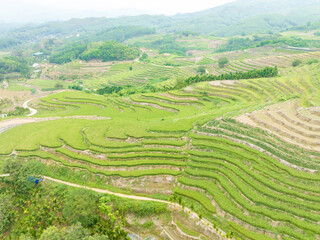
[2,0,320,40]
[173,0,320,35]
[0,1,152,23]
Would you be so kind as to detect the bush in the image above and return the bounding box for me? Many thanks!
[218,57,229,68]
[0,194,15,233]
[0,56,30,77]
[6,106,30,116]
[197,66,206,74]
[139,53,148,61]
[306,59,319,65]
[62,189,99,228]
[55,83,63,89]
[292,59,302,67]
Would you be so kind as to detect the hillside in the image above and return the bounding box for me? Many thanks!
[2,1,320,239]
[1,45,320,238]
[2,0,320,42]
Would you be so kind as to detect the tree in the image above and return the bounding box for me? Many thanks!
[39,224,93,240]
[55,83,63,89]
[218,57,229,68]
[0,193,15,233]
[292,59,302,67]
[39,226,64,240]
[64,223,91,240]
[2,159,42,194]
[62,189,99,228]
[79,41,140,62]
[175,77,186,89]
[197,66,206,75]
[306,59,319,65]
[93,197,128,240]
[139,53,148,61]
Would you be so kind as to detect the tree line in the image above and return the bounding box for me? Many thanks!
[95,67,278,96]
[179,66,278,87]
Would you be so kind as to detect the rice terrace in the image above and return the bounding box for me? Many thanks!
[1,0,320,239]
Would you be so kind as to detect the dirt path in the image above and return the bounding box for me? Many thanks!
[45,176,170,203]
[23,99,38,116]
[0,116,111,135]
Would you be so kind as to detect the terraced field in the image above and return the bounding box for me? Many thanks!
[1,61,320,239]
[45,51,320,91]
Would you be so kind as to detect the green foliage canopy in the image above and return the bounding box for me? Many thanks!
[80,41,140,62]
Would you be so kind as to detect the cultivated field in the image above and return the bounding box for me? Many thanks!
[1,53,320,239]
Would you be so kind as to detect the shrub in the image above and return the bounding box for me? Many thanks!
[0,193,15,233]
[62,189,99,228]
[55,83,63,89]
[306,59,319,65]
[218,57,229,68]
[197,66,206,75]
[292,59,302,67]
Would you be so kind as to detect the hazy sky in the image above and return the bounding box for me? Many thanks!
[6,0,235,15]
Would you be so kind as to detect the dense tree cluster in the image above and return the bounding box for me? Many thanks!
[0,38,21,49]
[49,41,140,64]
[93,26,156,42]
[96,84,156,96]
[0,56,30,77]
[49,43,88,64]
[0,160,129,239]
[80,41,140,62]
[184,66,278,86]
[216,35,320,53]
[135,36,187,55]
[0,159,168,239]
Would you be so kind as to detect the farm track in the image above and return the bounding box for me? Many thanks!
[23,99,38,116]
[0,116,111,135]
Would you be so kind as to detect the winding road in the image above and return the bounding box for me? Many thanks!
[22,99,38,116]
[0,97,110,135]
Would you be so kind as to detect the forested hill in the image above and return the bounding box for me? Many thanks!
[2,0,320,40]
[174,0,320,35]
[49,41,141,64]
